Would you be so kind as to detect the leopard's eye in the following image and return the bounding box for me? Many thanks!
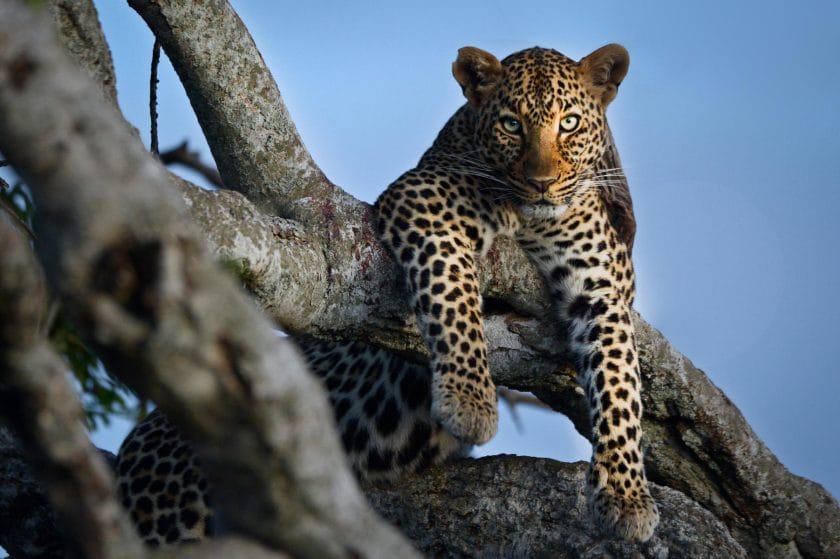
[559,114,580,133]
[499,116,522,135]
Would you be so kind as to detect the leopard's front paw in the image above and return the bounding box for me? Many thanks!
[588,466,659,542]
[431,383,498,445]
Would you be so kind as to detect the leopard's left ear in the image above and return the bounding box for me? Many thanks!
[452,47,503,107]
[579,44,629,106]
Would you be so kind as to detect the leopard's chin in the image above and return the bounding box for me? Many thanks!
[518,202,570,221]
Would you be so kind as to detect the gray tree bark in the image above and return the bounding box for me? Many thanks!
[0,1,837,559]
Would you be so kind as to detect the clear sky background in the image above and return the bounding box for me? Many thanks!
[17,0,839,502]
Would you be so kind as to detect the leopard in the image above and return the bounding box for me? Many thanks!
[115,43,658,546]
[373,43,658,542]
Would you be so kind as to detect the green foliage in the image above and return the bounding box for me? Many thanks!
[50,312,140,429]
[25,0,47,10]
[1,177,141,430]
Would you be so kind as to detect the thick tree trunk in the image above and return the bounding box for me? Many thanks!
[0,1,837,559]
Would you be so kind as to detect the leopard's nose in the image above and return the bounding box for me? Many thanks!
[526,177,556,193]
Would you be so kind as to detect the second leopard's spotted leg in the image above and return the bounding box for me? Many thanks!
[518,186,658,541]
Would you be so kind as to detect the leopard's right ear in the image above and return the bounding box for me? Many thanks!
[452,47,502,107]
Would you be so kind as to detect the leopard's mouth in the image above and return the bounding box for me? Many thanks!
[511,177,578,206]
[515,190,572,206]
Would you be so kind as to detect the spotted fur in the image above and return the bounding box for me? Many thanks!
[116,411,211,546]
[116,338,466,546]
[374,44,658,541]
[116,44,658,546]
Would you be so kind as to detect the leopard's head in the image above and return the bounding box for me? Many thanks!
[453,44,628,206]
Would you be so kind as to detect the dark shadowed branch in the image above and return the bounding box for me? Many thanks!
[159,141,224,188]
[149,40,160,155]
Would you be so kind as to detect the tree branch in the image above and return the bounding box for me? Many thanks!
[149,537,289,559]
[46,0,117,107]
[366,456,749,558]
[127,0,331,219]
[0,4,418,559]
[0,212,144,559]
[159,141,223,188]
[0,427,75,558]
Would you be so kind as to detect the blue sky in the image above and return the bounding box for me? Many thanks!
[22,0,840,501]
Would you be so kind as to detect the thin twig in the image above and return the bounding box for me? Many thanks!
[0,194,35,240]
[497,387,552,432]
[150,39,160,155]
[159,140,224,188]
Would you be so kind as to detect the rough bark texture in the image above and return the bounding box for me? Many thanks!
[46,0,117,107]
[0,1,837,559]
[367,456,748,559]
[0,429,76,559]
[126,0,331,218]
